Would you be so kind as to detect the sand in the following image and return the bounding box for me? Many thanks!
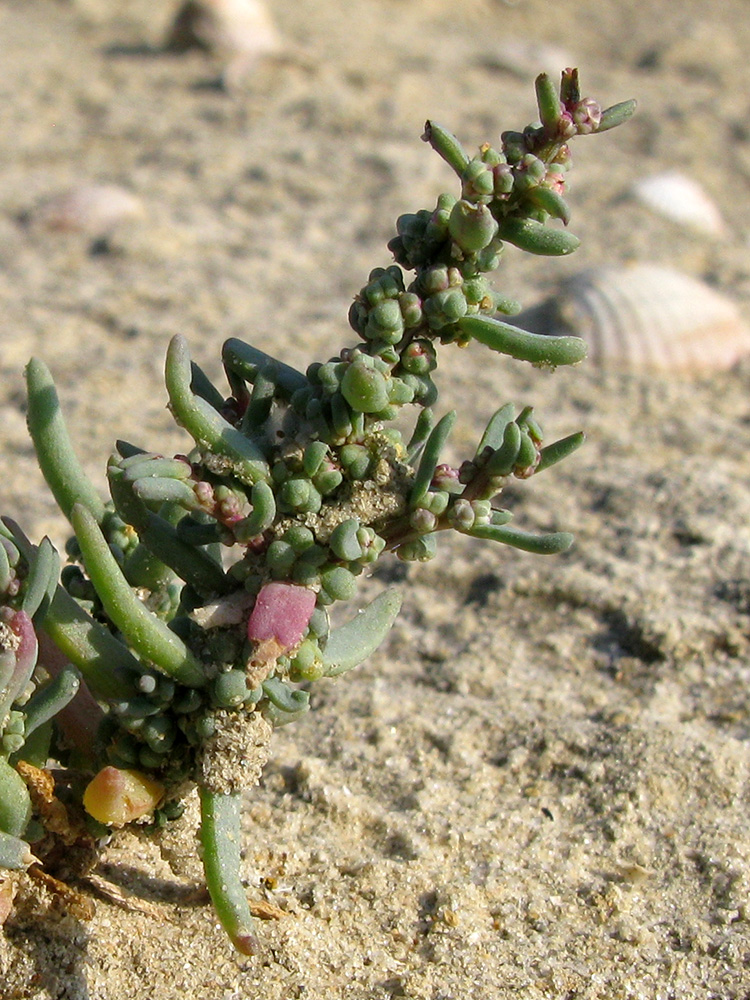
[1,0,750,997]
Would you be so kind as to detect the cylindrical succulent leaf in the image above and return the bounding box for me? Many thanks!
[321,590,402,677]
[71,503,206,687]
[198,788,260,956]
[496,217,580,256]
[422,121,470,176]
[25,358,106,524]
[165,336,269,486]
[458,315,587,367]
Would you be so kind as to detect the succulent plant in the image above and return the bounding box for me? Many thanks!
[0,70,634,953]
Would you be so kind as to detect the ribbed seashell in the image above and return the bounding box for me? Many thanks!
[631,171,726,237]
[165,0,280,68]
[35,184,143,238]
[514,265,750,374]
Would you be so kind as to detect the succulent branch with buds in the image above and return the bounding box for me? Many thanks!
[0,70,634,953]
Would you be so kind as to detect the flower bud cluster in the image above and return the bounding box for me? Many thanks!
[387,193,455,270]
[446,498,492,532]
[348,75,613,371]
[298,347,424,437]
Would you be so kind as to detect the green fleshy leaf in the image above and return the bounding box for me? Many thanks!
[165,336,269,487]
[222,338,308,400]
[409,411,456,509]
[241,361,277,432]
[71,503,205,687]
[233,481,276,541]
[42,586,139,701]
[422,120,470,176]
[108,467,230,596]
[25,358,105,523]
[485,420,522,476]
[189,361,226,411]
[527,185,571,225]
[260,677,310,725]
[497,217,580,256]
[121,456,192,482]
[21,664,81,738]
[406,408,435,464]
[465,522,574,554]
[459,315,587,367]
[0,542,11,594]
[596,99,637,133]
[198,789,259,956]
[535,73,562,132]
[536,431,585,473]
[475,402,515,457]
[0,758,31,838]
[132,477,199,508]
[321,590,402,677]
[20,537,60,624]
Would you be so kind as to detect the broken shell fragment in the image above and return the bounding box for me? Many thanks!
[165,0,281,80]
[513,264,750,374]
[630,171,726,237]
[35,184,143,239]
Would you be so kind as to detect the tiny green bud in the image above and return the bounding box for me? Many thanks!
[266,540,297,576]
[303,441,329,478]
[329,519,364,561]
[397,535,438,563]
[212,670,250,708]
[320,566,358,602]
[409,508,437,534]
[340,358,390,413]
[283,525,316,553]
[289,639,323,682]
[313,468,344,495]
[449,199,499,252]
[339,444,371,480]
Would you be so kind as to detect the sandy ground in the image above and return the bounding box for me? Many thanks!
[2,0,750,997]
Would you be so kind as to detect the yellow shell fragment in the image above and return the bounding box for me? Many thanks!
[83,767,165,828]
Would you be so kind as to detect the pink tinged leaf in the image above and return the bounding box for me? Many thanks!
[247,583,316,651]
[9,611,38,682]
[0,610,39,722]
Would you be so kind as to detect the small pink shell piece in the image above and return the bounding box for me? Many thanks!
[247,583,316,651]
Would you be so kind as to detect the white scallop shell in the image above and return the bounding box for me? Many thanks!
[35,184,143,237]
[166,0,280,64]
[631,171,726,237]
[515,265,750,374]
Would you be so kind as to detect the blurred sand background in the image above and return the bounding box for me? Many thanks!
[1,0,750,997]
